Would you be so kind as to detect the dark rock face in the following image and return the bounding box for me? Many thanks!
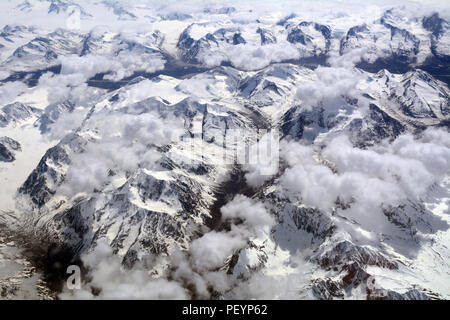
[177,26,208,64]
[341,262,371,287]
[281,106,324,141]
[382,202,449,235]
[287,27,311,45]
[341,19,419,64]
[48,0,71,14]
[368,289,432,300]
[0,102,40,127]
[18,135,79,208]
[232,33,245,45]
[3,28,85,72]
[340,12,449,75]
[423,13,450,62]
[287,22,331,53]
[0,144,14,162]
[380,19,420,59]
[177,26,249,64]
[348,104,406,147]
[161,12,192,21]
[312,278,344,299]
[385,69,449,120]
[282,68,449,148]
[314,240,398,271]
[289,205,335,240]
[347,24,369,38]
[203,7,236,15]
[423,13,447,38]
[313,274,433,300]
[310,241,402,299]
[257,28,277,45]
[0,137,21,162]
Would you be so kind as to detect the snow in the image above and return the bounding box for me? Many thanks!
[0,121,57,212]
[152,20,190,56]
[365,177,450,298]
[0,0,450,300]
[15,87,49,110]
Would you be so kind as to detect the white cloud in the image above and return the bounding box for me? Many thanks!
[190,231,246,271]
[61,194,278,299]
[59,52,165,82]
[45,107,90,141]
[280,128,450,231]
[60,54,121,80]
[244,131,280,188]
[296,65,365,111]
[60,241,188,299]
[226,42,300,71]
[221,194,275,231]
[0,82,28,106]
[199,41,300,71]
[60,109,184,197]
[37,72,93,105]
[327,47,382,69]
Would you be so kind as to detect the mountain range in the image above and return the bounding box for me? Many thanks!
[0,0,449,300]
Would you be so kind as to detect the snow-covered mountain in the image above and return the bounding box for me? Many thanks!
[0,0,450,300]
